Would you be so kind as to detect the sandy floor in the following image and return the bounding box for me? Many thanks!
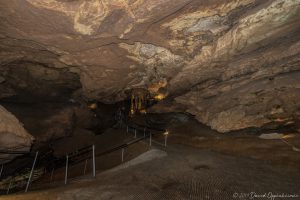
[166,119,300,172]
[30,128,149,190]
[1,119,300,200]
[2,143,300,200]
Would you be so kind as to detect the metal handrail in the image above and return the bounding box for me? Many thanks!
[0,150,30,155]
[0,121,167,195]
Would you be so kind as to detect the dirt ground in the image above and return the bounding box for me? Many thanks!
[1,118,300,200]
[2,143,299,200]
[30,128,149,190]
[165,119,300,172]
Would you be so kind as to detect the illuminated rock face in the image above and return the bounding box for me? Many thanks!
[0,106,34,163]
[0,0,299,132]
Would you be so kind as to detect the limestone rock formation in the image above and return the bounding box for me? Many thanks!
[0,0,299,132]
[0,106,34,163]
[37,107,76,142]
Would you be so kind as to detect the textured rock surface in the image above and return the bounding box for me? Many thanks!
[37,107,76,142]
[0,106,33,163]
[0,0,299,132]
[176,73,300,132]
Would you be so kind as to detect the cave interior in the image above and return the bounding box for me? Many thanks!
[0,0,300,199]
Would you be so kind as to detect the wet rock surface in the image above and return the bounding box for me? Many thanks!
[0,0,299,132]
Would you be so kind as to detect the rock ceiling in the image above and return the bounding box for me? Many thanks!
[0,0,300,132]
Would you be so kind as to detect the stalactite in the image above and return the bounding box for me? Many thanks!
[130,88,149,115]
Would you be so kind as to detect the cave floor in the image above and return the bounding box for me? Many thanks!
[166,119,300,172]
[2,142,300,200]
[1,116,300,200]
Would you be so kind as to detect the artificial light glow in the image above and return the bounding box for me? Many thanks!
[282,134,296,139]
[164,131,169,136]
[148,79,167,93]
[154,94,165,101]
[89,103,97,110]
[140,109,147,114]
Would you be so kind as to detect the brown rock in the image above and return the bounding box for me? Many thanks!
[0,0,299,132]
[37,107,76,142]
[0,105,34,163]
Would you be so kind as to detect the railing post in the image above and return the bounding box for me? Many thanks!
[25,151,38,193]
[134,129,137,138]
[149,132,152,146]
[165,134,168,147]
[0,164,3,178]
[143,128,146,138]
[121,148,124,163]
[7,178,12,194]
[92,145,96,177]
[64,154,68,185]
[164,131,169,147]
[50,168,54,182]
[126,126,128,133]
[83,159,88,175]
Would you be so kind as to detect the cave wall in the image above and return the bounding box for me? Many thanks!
[176,72,300,132]
[0,106,33,163]
[0,0,299,132]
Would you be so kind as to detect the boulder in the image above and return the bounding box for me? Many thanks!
[0,105,34,163]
